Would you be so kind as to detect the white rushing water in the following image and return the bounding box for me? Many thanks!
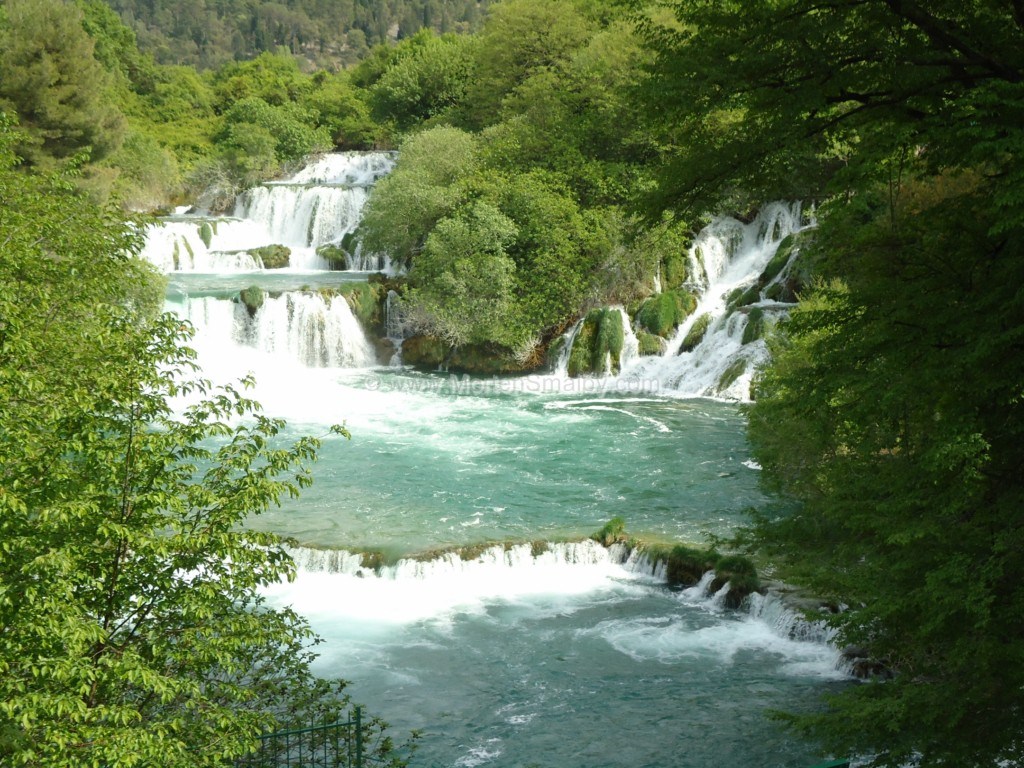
[141,152,395,272]
[554,201,811,400]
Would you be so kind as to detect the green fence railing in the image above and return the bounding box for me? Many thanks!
[235,707,364,768]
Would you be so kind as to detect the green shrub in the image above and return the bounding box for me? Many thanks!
[198,221,213,249]
[238,285,265,316]
[592,516,627,546]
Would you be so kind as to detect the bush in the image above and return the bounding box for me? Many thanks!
[592,516,627,546]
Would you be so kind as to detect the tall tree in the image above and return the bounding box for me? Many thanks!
[641,1,1024,766]
[0,119,409,767]
[0,0,126,166]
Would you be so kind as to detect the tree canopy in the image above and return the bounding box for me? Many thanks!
[0,118,409,767]
[637,1,1024,765]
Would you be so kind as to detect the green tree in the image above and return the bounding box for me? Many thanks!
[640,1,1024,765]
[370,30,477,130]
[462,0,596,128]
[404,201,519,346]
[0,0,126,167]
[0,119,409,767]
[358,125,478,265]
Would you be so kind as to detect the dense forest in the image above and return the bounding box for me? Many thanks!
[106,0,491,69]
[2,0,1023,766]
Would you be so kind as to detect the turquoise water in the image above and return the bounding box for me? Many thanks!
[253,370,771,554]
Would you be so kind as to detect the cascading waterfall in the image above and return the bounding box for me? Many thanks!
[174,291,375,368]
[142,152,395,273]
[145,151,395,370]
[563,202,809,399]
[146,157,848,768]
[273,541,844,673]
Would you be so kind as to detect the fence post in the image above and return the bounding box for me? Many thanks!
[354,706,363,768]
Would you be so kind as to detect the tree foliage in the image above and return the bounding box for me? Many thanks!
[0,119,409,767]
[639,1,1024,765]
[0,0,126,167]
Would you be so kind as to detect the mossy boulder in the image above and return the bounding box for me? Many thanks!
[401,335,448,368]
[711,554,760,608]
[333,281,387,333]
[661,250,688,289]
[741,307,765,345]
[663,545,721,586]
[251,244,291,269]
[636,289,698,338]
[449,343,541,374]
[726,284,761,312]
[567,308,626,377]
[317,244,349,269]
[401,336,544,375]
[761,233,797,284]
[592,516,628,546]
[716,358,747,393]
[238,285,265,317]
[198,221,214,248]
[637,330,666,356]
[680,313,712,352]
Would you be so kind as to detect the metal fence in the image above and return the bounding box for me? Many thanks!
[235,708,364,768]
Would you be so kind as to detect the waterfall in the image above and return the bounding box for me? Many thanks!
[176,291,375,368]
[143,152,395,273]
[613,202,809,399]
[552,318,584,376]
[272,540,846,676]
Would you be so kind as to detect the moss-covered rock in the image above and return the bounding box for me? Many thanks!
[592,516,627,546]
[567,312,599,377]
[567,308,627,377]
[711,554,760,608]
[238,285,265,317]
[251,244,291,269]
[716,358,747,393]
[741,307,765,345]
[760,233,797,285]
[334,281,386,333]
[726,284,761,312]
[661,250,688,289]
[680,313,712,352]
[401,335,448,368]
[637,330,666,356]
[449,343,542,375]
[317,244,348,269]
[198,221,214,249]
[664,544,721,586]
[636,290,698,338]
